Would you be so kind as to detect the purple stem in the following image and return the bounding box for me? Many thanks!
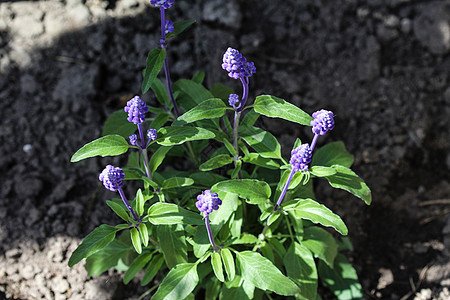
[118,187,140,221]
[233,111,240,153]
[137,123,146,149]
[205,215,220,252]
[310,133,319,152]
[276,168,296,207]
[236,77,249,112]
[160,7,179,117]
[142,148,152,180]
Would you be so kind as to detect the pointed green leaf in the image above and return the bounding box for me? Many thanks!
[166,20,196,39]
[157,126,215,146]
[102,110,137,138]
[176,98,227,125]
[284,199,348,235]
[220,275,255,300]
[239,125,282,159]
[326,165,372,205]
[85,239,130,276]
[68,225,119,267]
[241,108,260,127]
[136,189,145,217]
[71,135,129,162]
[149,145,173,173]
[243,153,280,169]
[221,248,235,281]
[211,252,225,282]
[148,202,203,225]
[151,78,169,107]
[192,71,205,84]
[130,227,142,254]
[142,48,166,94]
[161,177,194,189]
[123,252,153,284]
[141,253,165,286]
[210,83,233,101]
[311,141,354,168]
[200,154,234,171]
[212,179,271,205]
[302,227,338,268]
[158,224,187,268]
[254,95,313,125]
[152,263,199,300]
[284,242,318,300]
[174,79,214,111]
[318,254,363,299]
[106,200,130,222]
[310,166,337,177]
[236,251,299,296]
[139,223,149,247]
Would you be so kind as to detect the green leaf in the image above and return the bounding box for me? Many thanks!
[158,224,188,268]
[174,79,214,111]
[200,154,234,171]
[318,254,363,300]
[176,98,227,125]
[285,199,348,235]
[157,126,215,146]
[68,225,119,267]
[142,48,166,94]
[151,78,169,107]
[302,227,338,268]
[136,189,145,217]
[141,253,165,286]
[243,153,280,169]
[123,252,153,284]
[130,227,142,254]
[152,263,199,300]
[241,108,260,127]
[221,248,235,281]
[284,242,318,300]
[220,275,255,300]
[139,223,149,247]
[85,239,130,276]
[310,166,337,177]
[239,125,282,159]
[106,200,130,222]
[236,251,299,296]
[147,202,203,225]
[311,141,354,168]
[211,252,225,282]
[254,95,313,125]
[192,71,205,84]
[150,111,169,130]
[149,145,173,173]
[162,177,194,189]
[166,20,196,39]
[71,135,129,162]
[210,83,233,101]
[102,110,137,139]
[326,165,372,205]
[212,179,271,205]
[232,233,258,245]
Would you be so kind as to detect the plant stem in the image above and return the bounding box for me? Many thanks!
[141,148,152,180]
[205,215,220,252]
[118,187,139,221]
[137,123,146,149]
[285,214,295,242]
[233,111,241,154]
[310,133,319,152]
[159,7,179,117]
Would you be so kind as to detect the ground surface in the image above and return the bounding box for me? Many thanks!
[0,0,449,299]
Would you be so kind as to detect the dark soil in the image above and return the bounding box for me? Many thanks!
[0,0,449,299]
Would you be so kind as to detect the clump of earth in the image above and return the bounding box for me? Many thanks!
[0,0,449,299]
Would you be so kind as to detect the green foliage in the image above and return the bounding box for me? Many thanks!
[71,135,129,162]
[142,48,166,94]
[102,110,137,138]
[254,95,313,125]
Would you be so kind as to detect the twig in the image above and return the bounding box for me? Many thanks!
[399,263,432,300]
[420,208,450,225]
[419,199,450,206]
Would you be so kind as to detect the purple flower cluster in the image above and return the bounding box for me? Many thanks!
[222,47,256,79]
[290,144,312,172]
[124,96,149,125]
[129,134,138,146]
[150,0,174,9]
[311,109,335,135]
[228,94,240,108]
[165,20,174,34]
[147,129,157,141]
[196,190,222,216]
[99,165,125,191]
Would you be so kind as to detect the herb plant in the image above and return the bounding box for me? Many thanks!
[68,1,372,299]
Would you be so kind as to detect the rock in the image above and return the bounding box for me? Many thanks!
[11,15,44,39]
[357,36,380,81]
[15,177,43,198]
[377,24,399,42]
[203,0,241,29]
[413,2,450,55]
[377,268,394,289]
[52,275,69,294]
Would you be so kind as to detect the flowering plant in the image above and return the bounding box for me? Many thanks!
[68,1,371,299]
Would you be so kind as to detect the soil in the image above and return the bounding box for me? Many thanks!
[0,0,449,299]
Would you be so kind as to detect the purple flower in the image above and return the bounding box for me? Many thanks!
[228,94,240,108]
[150,0,174,9]
[124,96,149,125]
[311,109,335,135]
[129,134,138,146]
[290,144,312,172]
[196,190,222,216]
[222,47,255,79]
[99,165,125,191]
[147,129,157,141]
[165,20,174,34]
